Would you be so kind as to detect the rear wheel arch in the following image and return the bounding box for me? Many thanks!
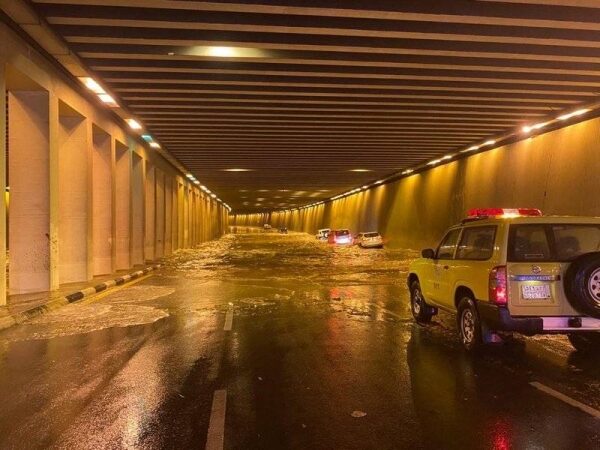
[408,273,419,287]
[455,286,475,310]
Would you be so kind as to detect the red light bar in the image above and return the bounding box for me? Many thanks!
[467,208,542,218]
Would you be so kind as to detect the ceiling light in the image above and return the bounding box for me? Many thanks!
[79,77,105,94]
[186,174,195,179]
[126,119,142,130]
[150,142,160,149]
[208,46,236,57]
[210,194,217,199]
[483,140,496,146]
[362,185,368,189]
[461,145,479,153]
[374,180,384,184]
[523,122,547,133]
[349,169,372,172]
[222,168,253,172]
[193,180,200,185]
[427,159,441,166]
[441,155,453,160]
[558,109,590,121]
[402,169,414,175]
[98,94,118,107]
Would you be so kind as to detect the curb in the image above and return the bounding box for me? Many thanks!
[0,264,162,332]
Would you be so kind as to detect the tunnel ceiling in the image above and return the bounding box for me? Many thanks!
[28,0,600,213]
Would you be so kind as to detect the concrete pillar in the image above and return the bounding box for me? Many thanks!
[114,141,131,270]
[91,126,112,275]
[172,178,178,251]
[58,103,89,283]
[49,94,59,290]
[131,152,144,266]
[144,161,155,261]
[0,68,6,305]
[8,91,51,294]
[155,169,165,258]
[177,182,184,249]
[183,186,190,248]
[164,176,173,255]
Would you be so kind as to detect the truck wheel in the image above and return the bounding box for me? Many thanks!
[410,280,434,323]
[568,333,600,353]
[564,253,600,319]
[457,297,484,352]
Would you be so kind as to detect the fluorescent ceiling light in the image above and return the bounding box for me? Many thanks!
[558,109,590,121]
[208,46,236,58]
[349,169,372,172]
[483,140,496,146]
[427,159,441,165]
[79,77,104,94]
[221,168,253,172]
[149,142,160,149]
[126,119,142,130]
[98,94,118,107]
[522,122,546,133]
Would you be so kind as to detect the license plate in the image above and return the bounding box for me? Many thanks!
[521,284,551,300]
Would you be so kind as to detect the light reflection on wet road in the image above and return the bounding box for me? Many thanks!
[0,230,598,449]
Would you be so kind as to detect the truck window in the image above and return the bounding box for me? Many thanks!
[509,225,551,261]
[455,226,496,260]
[436,228,462,259]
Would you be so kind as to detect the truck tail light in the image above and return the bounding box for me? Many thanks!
[489,265,508,306]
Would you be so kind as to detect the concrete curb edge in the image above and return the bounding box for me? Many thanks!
[0,264,162,332]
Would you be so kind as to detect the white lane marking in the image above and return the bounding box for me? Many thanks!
[224,307,233,331]
[205,389,227,450]
[530,381,600,419]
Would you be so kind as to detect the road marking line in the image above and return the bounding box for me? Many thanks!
[205,389,227,450]
[224,307,233,331]
[530,381,600,419]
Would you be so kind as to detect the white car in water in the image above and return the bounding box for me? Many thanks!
[355,232,384,248]
[316,228,331,241]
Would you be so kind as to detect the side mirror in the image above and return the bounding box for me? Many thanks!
[421,248,435,259]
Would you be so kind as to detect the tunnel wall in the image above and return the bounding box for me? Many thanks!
[232,115,600,251]
[0,21,228,302]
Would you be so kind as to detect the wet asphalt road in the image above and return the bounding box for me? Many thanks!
[0,230,599,449]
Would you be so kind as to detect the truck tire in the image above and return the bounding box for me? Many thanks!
[568,333,600,353]
[564,253,600,319]
[410,280,434,324]
[457,297,484,352]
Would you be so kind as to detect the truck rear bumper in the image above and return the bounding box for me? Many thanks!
[477,301,600,334]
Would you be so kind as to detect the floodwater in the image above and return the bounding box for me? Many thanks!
[0,230,598,449]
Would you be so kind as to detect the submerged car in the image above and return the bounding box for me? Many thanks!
[355,232,384,248]
[328,229,353,245]
[408,208,600,352]
[316,228,331,241]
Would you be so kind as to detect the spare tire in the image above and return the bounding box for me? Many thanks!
[564,252,600,319]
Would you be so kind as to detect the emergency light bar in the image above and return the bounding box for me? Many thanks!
[467,208,543,218]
